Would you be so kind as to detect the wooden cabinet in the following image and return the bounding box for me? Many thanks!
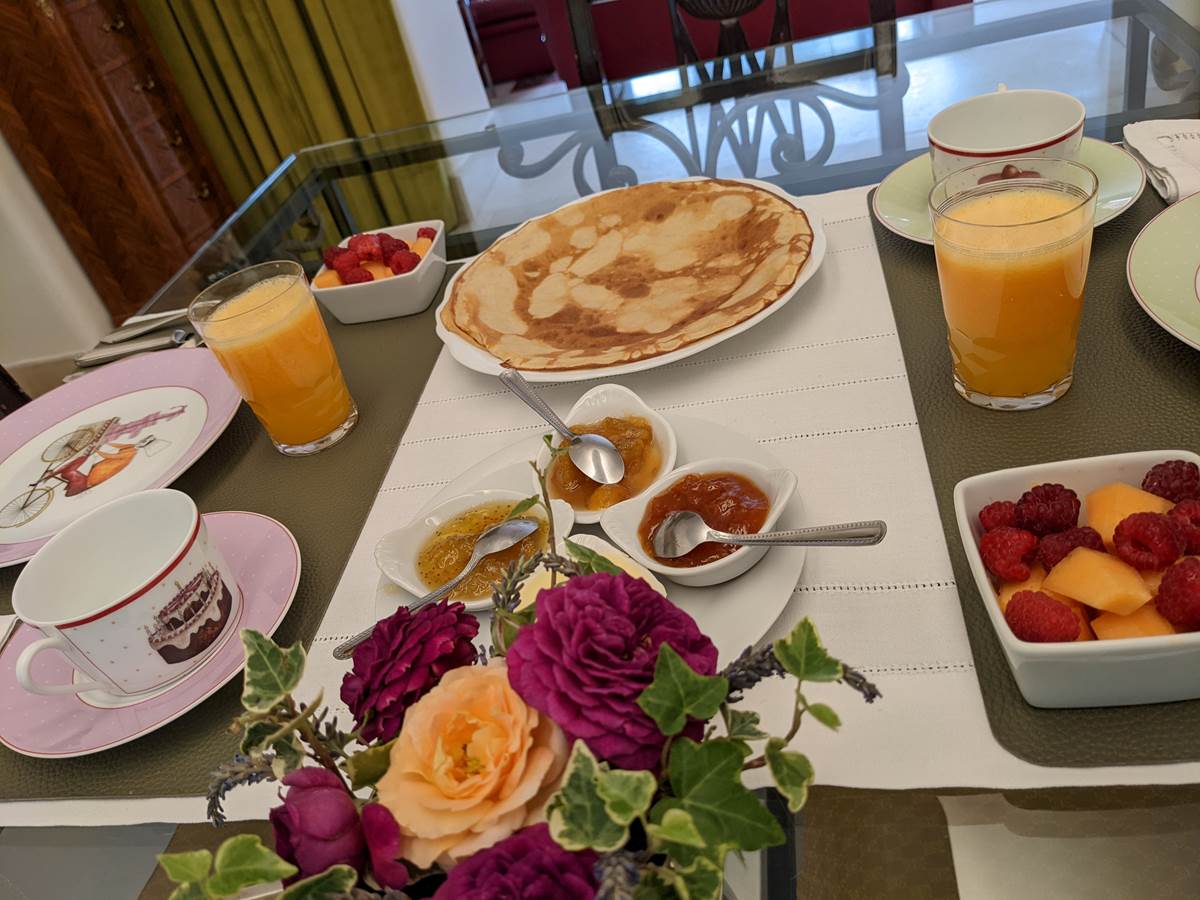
[0,0,233,323]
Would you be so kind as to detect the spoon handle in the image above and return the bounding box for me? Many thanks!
[709,520,887,548]
[499,370,576,442]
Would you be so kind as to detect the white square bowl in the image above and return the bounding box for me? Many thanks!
[311,219,446,324]
[953,449,1200,709]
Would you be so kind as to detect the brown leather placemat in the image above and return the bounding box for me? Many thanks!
[869,187,1200,767]
[0,270,455,799]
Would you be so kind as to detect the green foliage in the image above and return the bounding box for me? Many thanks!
[346,739,395,791]
[634,869,679,899]
[808,702,841,731]
[159,835,297,899]
[722,707,767,742]
[278,865,358,898]
[565,539,623,575]
[772,619,842,683]
[645,807,705,848]
[595,768,658,826]
[675,856,724,900]
[505,495,540,520]
[239,721,305,779]
[157,850,212,885]
[547,741,655,852]
[637,644,728,737]
[240,630,306,713]
[765,738,814,813]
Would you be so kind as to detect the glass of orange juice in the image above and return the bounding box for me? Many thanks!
[930,157,1098,411]
[189,261,358,455]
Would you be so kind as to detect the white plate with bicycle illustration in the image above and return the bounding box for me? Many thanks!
[0,349,241,567]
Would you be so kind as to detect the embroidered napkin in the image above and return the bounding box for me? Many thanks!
[1123,120,1200,203]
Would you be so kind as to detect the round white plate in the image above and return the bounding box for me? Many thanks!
[434,178,827,383]
[1126,191,1200,351]
[871,138,1146,245]
[374,413,805,665]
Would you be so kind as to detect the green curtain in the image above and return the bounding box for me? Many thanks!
[137,0,458,239]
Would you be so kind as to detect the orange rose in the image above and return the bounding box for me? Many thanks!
[375,658,568,869]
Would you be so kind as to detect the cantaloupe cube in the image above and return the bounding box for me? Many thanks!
[1143,557,1198,595]
[1085,482,1173,548]
[411,236,433,258]
[997,564,1046,613]
[1042,547,1152,615]
[1091,603,1176,640]
[313,268,342,288]
[363,261,392,280]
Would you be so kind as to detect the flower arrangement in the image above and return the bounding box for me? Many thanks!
[158,470,879,900]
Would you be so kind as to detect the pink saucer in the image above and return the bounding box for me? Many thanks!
[0,511,300,758]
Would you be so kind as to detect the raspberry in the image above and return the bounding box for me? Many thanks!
[329,247,359,272]
[378,234,409,259]
[347,233,383,262]
[979,501,1017,532]
[1112,512,1184,570]
[1142,460,1200,503]
[322,245,343,269]
[1038,526,1104,571]
[417,226,437,240]
[1014,483,1080,536]
[979,526,1039,581]
[388,250,421,274]
[1004,591,1081,642]
[1156,558,1200,630]
[341,266,374,285]
[1169,499,1200,554]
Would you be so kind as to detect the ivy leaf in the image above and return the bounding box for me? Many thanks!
[595,767,657,826]
[240,630,306,713]
[637,644,729,737]
[278,865,358,899]
[346,739,396,791]
[772,618,842,683]
[666,738,784,852]
[547,742,648,852]
[505,495,540,520]
[206,834,297,896]
[565,539,623,575]
[645,807,705,848]
[240,721,305,778]
[677,856,724,900]
[634,869,679,900]
[156,849,212,886]
[722,707,768,742]
[765,738,815,814]
[808,702,841,731]
[166,884,208,900]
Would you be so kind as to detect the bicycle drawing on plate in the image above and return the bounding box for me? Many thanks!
[0,405,187,529]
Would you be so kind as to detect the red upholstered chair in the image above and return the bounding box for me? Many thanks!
[466,0,556,84]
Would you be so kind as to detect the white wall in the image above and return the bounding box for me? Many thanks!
[0,135,111,367]
[391,0,491,121]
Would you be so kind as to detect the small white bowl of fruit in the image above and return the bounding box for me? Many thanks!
[954,450,1200,709]
[311,220,445,323]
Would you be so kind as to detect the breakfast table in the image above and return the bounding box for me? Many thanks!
[2,0,1200,897]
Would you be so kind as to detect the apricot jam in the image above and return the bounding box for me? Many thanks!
[548,415,662,511]
[416,501,547,600]
[638,472,770,567]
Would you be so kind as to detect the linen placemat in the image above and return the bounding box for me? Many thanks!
[0,274,453,800]
[869,186,1200,767]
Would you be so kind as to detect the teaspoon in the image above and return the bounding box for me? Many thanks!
[651,511,886,559]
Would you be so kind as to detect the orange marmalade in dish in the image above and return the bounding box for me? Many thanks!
[638,472,770,567]
[548,415,662,511]
[416,501,548,600]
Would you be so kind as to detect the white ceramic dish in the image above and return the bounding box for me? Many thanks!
[374,489,574,613]
[312,219,446,324]
[953,449,1200,709]
[373,414,805,664]
[434,178,827,382]
[531,383,677,526]
[600,457,797,588]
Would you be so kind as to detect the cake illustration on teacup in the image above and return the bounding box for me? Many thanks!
[145,565,234,664]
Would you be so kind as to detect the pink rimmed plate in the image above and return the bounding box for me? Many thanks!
[0,511,299,758]
[0,348,241,567]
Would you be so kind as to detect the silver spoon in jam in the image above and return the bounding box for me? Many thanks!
[651,511,887,559]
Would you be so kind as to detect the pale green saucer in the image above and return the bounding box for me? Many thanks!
[1127,192,1200,351]
[872,138,1146,245]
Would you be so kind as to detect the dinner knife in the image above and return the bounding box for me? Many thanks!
[74,329,192,368]
[99,309,190,344]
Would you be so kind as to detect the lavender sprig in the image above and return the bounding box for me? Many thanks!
[721,645,787,702]
[594,850,642,900]
[207,754,274,826]
[840,664,882,703]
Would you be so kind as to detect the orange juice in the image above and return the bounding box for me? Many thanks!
[198,271,355,449]
[933,187,1093,401]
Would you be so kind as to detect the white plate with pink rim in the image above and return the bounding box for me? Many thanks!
[0,348,241,567]
[433,177,827,383]
[0,511,300,758]
[371,412,807,666]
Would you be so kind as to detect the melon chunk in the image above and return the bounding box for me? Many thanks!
[1042,547,1151,615]
[997,565,1046,613]
[1085,482,1173,549]
[1143,557,1198,595]
[1092,603,1176,640]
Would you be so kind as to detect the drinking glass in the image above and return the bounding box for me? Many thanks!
[189,261,358,455]
[929,157,1099,411]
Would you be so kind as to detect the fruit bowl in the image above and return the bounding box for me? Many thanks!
[311,220,445,324]
[954,449,1200,709]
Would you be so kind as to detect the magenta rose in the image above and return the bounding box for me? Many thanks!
[507,572,718,770]
[341,600,478,743]
[432,824,596,899]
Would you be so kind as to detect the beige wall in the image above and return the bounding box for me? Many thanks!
[0,135,111,368]
[390,0,490,120]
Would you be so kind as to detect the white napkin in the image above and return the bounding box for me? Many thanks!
[1123,120,1200,203]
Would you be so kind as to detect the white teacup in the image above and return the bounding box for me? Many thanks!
[13,489,241,697]
[927,89,1086,182]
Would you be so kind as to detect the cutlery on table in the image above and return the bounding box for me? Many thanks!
[651,511,887,559]
[332,517,541,660]
[0,615,18,655]
[499,369,625,484]
[74,328,193,368]
[100,309,190,344]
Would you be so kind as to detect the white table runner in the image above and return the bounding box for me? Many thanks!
[6,184,1198,827]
